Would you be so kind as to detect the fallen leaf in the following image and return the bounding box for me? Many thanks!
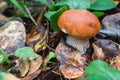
[19,60,29,77]
[26,25,46,51]
[110,55,120,70]
[28,55,43,75]
[18,55,42,78]
[21,70,41,80]
[55,41,86,79]
[92,43,105,60]
[34,40,47,52]
[26,27,42,47]
[34,27,48,52]
[94,39,120,58]
[114,55,120,70]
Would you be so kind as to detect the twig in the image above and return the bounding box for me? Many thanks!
[24,5,38,26]
[52,71,62,76]
[37,7,46,25]
[46,45,55,51]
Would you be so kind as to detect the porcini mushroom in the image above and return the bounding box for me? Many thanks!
[58,10,101,53]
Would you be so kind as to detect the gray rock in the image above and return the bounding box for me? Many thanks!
[102,13,120,31]
[0,21,26,54]
[100,13,120,38]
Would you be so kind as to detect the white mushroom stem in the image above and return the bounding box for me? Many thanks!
[66,35,90,54]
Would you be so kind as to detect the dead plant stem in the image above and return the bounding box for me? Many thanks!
[24,5,38,26]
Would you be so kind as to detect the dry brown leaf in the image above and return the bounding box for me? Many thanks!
[115,55,120,70]
[26,25,48,52]
[34,40,47,52]
[92,43,105,60]
[34,27,48,52]
[28,55,43,75]
[18,55,43,78]
[55,41,86,79]
[21,70,41,80]
[26,27,42,47]
[94,39,120,58]
[110,55,120,70]
[19,60,30,77]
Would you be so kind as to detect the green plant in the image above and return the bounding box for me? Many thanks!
[37,0,116,31]
[0,48,9,64]
[45,6,68,31]
[3,0,40,17]
[89,0,116,10]
[42,52,57,70]
[14,47,39,59]
[83,60,120,80]
[3,0,44,26]
[92,12,105,17]
[0,69,4,80]
[4,0,27,17]
[0,47,39,65]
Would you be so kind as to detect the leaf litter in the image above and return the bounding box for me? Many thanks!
[0,0,120,80]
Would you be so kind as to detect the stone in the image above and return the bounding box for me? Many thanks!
[102,13,120,31]
[100,13,120,38]
[0,21,26,54]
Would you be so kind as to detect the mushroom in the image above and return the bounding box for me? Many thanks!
[58,10,101,53]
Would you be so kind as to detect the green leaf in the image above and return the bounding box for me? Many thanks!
[0,48,9,64]
[3,0,13,5]
[89,0,117,11]
[42,52,56,70]
[0,75,3,80]
[47,52,56,61]
[14,47,39,59]
[36,0,50,8]
[83,60,120,80]
[92,12,104,17]
[0,54,6,64]
[55,0,91,9]
[45,6,68,31]
[36,0,57,10]
[9,0,27,14]
[49,6,68,31]
[44,11,56,20]
[0,71,3,80]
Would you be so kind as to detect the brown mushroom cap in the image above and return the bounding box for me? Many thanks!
[58,10,101,39]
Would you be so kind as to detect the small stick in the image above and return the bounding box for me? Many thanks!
[37,7,46,25]
[24,5,38,26]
